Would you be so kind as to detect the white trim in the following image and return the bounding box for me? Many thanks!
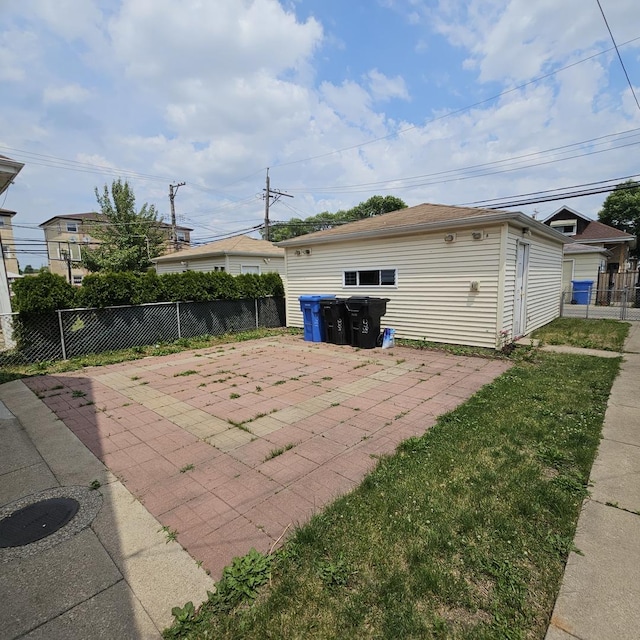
[495,222,508,342]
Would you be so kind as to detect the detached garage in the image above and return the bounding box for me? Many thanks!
[278,203,568,349]
[152,235,285,277]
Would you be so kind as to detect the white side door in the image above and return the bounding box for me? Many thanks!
[513,242,529,338]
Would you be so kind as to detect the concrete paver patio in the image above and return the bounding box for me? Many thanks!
[25,335,510,579]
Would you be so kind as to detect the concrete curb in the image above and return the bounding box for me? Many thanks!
[0,380,215,640]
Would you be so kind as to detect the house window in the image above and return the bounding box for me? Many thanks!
[0,219,5,227]
[177,231,186,242]
[343,269,397,287]
[550,219,577,235]
[66,222,78,233]
[241,265,260,275]
[214,266,225,272]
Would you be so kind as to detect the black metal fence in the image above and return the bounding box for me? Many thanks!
[0,297,285,364]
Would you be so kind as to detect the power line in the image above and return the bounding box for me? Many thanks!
[470,181,640,210]
[460,174,640,207]
[267,35,640,171]
[2,35,639,196]
[283,127,640,194]
[596,0,640,112]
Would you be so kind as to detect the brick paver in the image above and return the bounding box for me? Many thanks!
[25,335,510,579]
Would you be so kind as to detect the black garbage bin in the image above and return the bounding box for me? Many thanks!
[320,298,350,345]
[345,297,390,349]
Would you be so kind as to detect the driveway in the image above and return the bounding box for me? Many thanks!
[25,335,510,579]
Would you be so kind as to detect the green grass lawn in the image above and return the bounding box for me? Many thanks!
[532,318,629,351]
[164,351,620,639]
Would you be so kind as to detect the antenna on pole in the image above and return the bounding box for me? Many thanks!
[262,168,292,242]
[169,182,186,251]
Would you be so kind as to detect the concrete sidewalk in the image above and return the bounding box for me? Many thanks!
[546,322,640,640]
[0,381,214,640]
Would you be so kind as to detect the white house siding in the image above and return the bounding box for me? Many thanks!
[285,227,505,349]
[501,228,562,339]
[562,254,601,291]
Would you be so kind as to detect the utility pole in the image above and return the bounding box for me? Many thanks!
[262,168,293,242]
[60,247,72,284]
[169,182,186,252]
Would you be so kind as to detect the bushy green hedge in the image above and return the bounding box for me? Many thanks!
[12,272,76,314]
[13,270,285,313]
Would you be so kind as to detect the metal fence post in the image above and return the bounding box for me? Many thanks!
[176,302,181,339]
[255,298,259,328]
[621,289,627,321]
[57,309,67,360]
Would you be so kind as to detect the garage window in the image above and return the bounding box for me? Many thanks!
[343,269,396,287]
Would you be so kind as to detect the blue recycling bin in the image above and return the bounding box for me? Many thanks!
[571,280,594,305]
[299,295,336,342]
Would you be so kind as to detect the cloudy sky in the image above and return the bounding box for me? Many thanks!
[1,0,639,267]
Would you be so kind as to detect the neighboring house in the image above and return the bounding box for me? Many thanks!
[277,202,568,349]
[0,208,20,280]
[544,206,636,274]
[0,155,24,194]
[152,234,285,277]
[561,243,610,293]
[0,154,24,333]
[39,212,192,284]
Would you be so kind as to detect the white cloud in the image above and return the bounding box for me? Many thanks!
[43,84,91,104]
[367,69,410,102]
[432,0,640,83]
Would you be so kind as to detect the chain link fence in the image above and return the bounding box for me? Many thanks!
[560,288,640,321]
[0,297,285,365]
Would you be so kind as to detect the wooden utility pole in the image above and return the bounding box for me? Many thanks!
[169,182,186,251]
[264,169,271,242]
[263,168,293,242]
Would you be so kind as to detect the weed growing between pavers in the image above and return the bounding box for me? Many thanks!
[163,353,619,639]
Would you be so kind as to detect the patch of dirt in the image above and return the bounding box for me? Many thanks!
[436,604,493,628]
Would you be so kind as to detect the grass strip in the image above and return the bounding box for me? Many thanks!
[165,351,619,639]
[532,318,629,351]
[0,328,295,385]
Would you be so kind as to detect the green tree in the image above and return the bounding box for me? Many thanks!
[81,179,166,272]
[265,195,407,242]
[21,264,35,274]
[598,180,640,260]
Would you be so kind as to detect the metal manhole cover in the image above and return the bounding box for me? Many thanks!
[0,497,80,548]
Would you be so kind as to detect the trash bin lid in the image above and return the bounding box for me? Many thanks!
[299,294,337,302]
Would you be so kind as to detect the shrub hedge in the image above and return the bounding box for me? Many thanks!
[13,270,285,314]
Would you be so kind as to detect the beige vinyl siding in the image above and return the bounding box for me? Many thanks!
[285,227,504,349]
[155,257,226,274]
[516,229,563,335]
[155,256,285,277]
[224,255,285,277]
